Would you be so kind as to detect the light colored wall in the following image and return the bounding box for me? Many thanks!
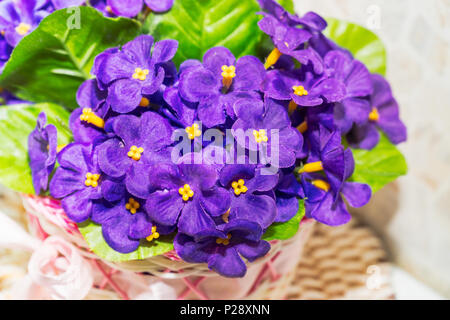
[293,0,450,297]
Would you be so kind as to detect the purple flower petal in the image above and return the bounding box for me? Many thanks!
[179,65,221,102]
[144,0,173,12]
[208,247,247,278]
[102,213,140,253]
[97,138,131,178]
[145,190,183,227]
[233,56,265,91]
[177,199,216,236]
[128,211,153,240]
[202,47,236,75]
[61,188,93,223]
[152,39,178,64]
[341,182,372,208]
[235,240,270,262]
[107,0,143,18]
[107,78,142,113]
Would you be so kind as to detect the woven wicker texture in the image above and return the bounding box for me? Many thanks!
[287,218,395,300]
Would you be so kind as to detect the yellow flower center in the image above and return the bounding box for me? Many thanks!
[222,208,230,223]
[231,179,248,196]
[125,197,140,214]
[311,179,330,192]
[85,173,100,188]
[369,107,380,122]
[15,23,31,36]
[264,47,282,69]
[253,129,268,143]
[298,161,324,174]
[79,108,105,128]
[288,100,297,114]
[296,120,308,134]
[132,68,150,81]
[139,97,150,107]
[127,146,144,161]
[216,234,232,246]
[105,5,113,14]
[185,123,201,140]
[178,184,194,201]
[146,226,160,242]
[293,85,308,96]
[221,65,236,89]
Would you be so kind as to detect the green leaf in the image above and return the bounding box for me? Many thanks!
[144,0,263,66]
[0,103,72,194]
[0,7,140,110]
[262,199,305,241]
[78,220,174,262]
[324,17,387,75]
[276,0,295,13]
[350,133,407,193]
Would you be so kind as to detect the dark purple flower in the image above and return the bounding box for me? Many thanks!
[178,47,265,127]
[70,79,109,144]
[90,177,174,253]
[219,165,278,229]
[263,68,345,109]
[299,124,348,197]
[301,157,371,226]
[347,74,407,150]
[145,161,231,236]
[274,171,304,222]
[174,219,270,278]
[97,35,178,113]
[97,111,174,199]
[0,33,12,70]
[50,0,85,9]
[0,0,50,47]
[232,97,303,168]
[323,50,373,134]
[28,112,57,194]
[49,143,103,223]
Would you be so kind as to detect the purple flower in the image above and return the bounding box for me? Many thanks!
[50,143,103,223]
[0,33,12,70]
[346,74,407,150]
[324,50,373,134]
[145,161,231,236]
[163,85,198,128]
[219,165,278,229]
[0,0,50,47]
[178,47,265,127]
[69,79,108,144]
[299,124,348,197]
[97,111,174,199]
[174,219,270,278]
[301,151,371,226]
[97,35,178,113]
[90,177,174,253]
[263,67,345,108]
[232,97,303,168]
[274,172,304,222]
[50,0,85,10]
[96,0,173,18]
[28,112,57,194]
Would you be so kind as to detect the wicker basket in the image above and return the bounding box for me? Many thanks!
[21,194,315,300]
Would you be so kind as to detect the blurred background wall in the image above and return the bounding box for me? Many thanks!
[293,0,450,297]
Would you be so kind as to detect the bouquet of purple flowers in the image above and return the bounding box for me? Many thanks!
[0,0,407,278]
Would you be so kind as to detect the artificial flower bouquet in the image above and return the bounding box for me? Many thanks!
[0,0,407,299]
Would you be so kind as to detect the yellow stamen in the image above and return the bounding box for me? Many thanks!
[127,145,144,161]
[132,68,150,81]
[56,145,66,153]
[222,208,230,223]
[84,172,100,188]
[298,161,324,174]
[288,100,297,115]
[264,47,282,69]
[146,226,160,242]
[15,23,31,36]
[0,30,5,36]
[178,184,194,202]
[369,107,380,122]
[221,65,236,90]
[216,233,232,246]
[252,129,268,143]
[79,108,105,128]
[139,97,150,107]
[125,197,140,214]
[311,179,330,192]
[105,5,113,14]
[296,120,308,134]
[231,179,248,196]
[293,85,308,96]
[185,123,201,140]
